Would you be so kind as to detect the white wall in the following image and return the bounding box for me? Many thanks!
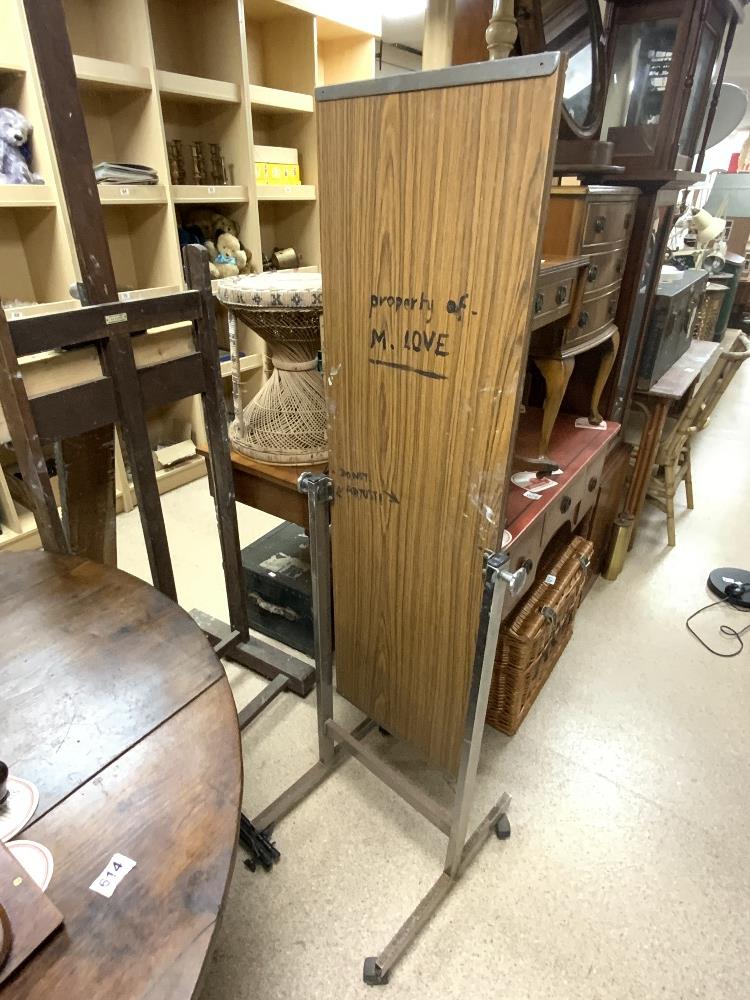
[702,127,749,174]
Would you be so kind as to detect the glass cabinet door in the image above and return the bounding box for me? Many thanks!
[602,18,679,155]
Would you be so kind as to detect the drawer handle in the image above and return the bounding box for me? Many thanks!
[578,310,589,329]
[560,495,572,514]
[587,264,599,283]
[534,291,544,314]
[556,284,568,305]
[624,212,632,230]
[594,215,606,234]
[588,476,598,492]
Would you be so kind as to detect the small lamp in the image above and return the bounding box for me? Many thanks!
[691,209,726,247]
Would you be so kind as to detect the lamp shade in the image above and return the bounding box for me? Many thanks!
[692,208,726,245]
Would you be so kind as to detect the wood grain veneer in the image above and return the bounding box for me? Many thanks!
[317,63,564,773]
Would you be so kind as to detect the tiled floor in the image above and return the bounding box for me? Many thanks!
[117,358,750,1000]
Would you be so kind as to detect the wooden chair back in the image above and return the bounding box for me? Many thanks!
[658,333,750,465]
[0,245,249,636]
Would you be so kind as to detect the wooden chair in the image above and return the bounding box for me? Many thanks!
[636,333,750,545]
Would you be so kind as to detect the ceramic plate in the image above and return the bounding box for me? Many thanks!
[0,776,39,843]
[6,840,54,891]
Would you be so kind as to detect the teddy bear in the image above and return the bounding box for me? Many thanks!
[0,108,43,184]
[180,209,252,279]
[204,238,238,278]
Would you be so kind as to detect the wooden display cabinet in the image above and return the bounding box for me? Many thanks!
[602,0,744,179]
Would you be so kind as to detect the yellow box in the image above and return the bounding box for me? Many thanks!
[255,161,269,184]
[283,163,301,184]
[265,162,302,185]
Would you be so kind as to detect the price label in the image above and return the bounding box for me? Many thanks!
[90,853,136,898]
[207,185,216,194]
[120,187,130,196]
[120,291,131,301]
[10,310,22,320]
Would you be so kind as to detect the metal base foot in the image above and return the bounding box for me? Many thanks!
[363,958,389,986]
[240,814,280,872]
[495,813,511,840]
[191,608,315,696]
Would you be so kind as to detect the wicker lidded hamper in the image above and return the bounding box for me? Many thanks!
[487,535,593,735]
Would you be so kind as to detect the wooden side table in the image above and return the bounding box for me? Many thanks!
[199,444,325,530]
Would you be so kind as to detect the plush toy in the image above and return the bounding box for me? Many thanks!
[0,108,43,184]
[183,208,239,243]
[216,232,249,274]
[204,239,239,278]
[181,209,252,279]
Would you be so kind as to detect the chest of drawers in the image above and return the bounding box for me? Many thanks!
[525,184,639,466]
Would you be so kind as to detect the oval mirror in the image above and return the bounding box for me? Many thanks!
[516,0,606,140]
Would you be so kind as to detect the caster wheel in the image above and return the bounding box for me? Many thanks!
[363,957,389,986]
[495,814,511,840]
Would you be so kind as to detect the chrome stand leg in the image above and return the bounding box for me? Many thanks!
[363,554,517,986]
[299,472,335,765]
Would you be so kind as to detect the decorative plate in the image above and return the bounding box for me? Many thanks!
[6,840,53,892]
[0,777,39,843]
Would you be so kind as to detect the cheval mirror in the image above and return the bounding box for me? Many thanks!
[516,0,612,167]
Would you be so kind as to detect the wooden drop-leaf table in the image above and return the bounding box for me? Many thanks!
[0,551,242,998]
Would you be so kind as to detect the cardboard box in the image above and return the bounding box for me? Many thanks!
[254,145,301,185]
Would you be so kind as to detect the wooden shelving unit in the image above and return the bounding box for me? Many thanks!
[0,0,79,319]
[0,0,380,518]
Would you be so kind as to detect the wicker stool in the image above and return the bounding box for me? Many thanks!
[217,273,326,465]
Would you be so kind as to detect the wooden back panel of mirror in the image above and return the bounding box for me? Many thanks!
[317,64,563,774]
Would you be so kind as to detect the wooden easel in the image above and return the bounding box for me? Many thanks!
[7,0,314,692]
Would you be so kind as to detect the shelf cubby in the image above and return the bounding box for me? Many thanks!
[62,0,153,65]
[0,206,77,312]
[245,1,317,96]
[81,88,166,179]
[160,99,249,189]
[257,199,319,268]
[103,202,179,297]
[150,0,247,84]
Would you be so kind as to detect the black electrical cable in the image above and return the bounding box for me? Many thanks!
[685,590,750,658]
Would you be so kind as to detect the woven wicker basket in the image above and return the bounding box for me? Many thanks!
[486,535,593,735]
